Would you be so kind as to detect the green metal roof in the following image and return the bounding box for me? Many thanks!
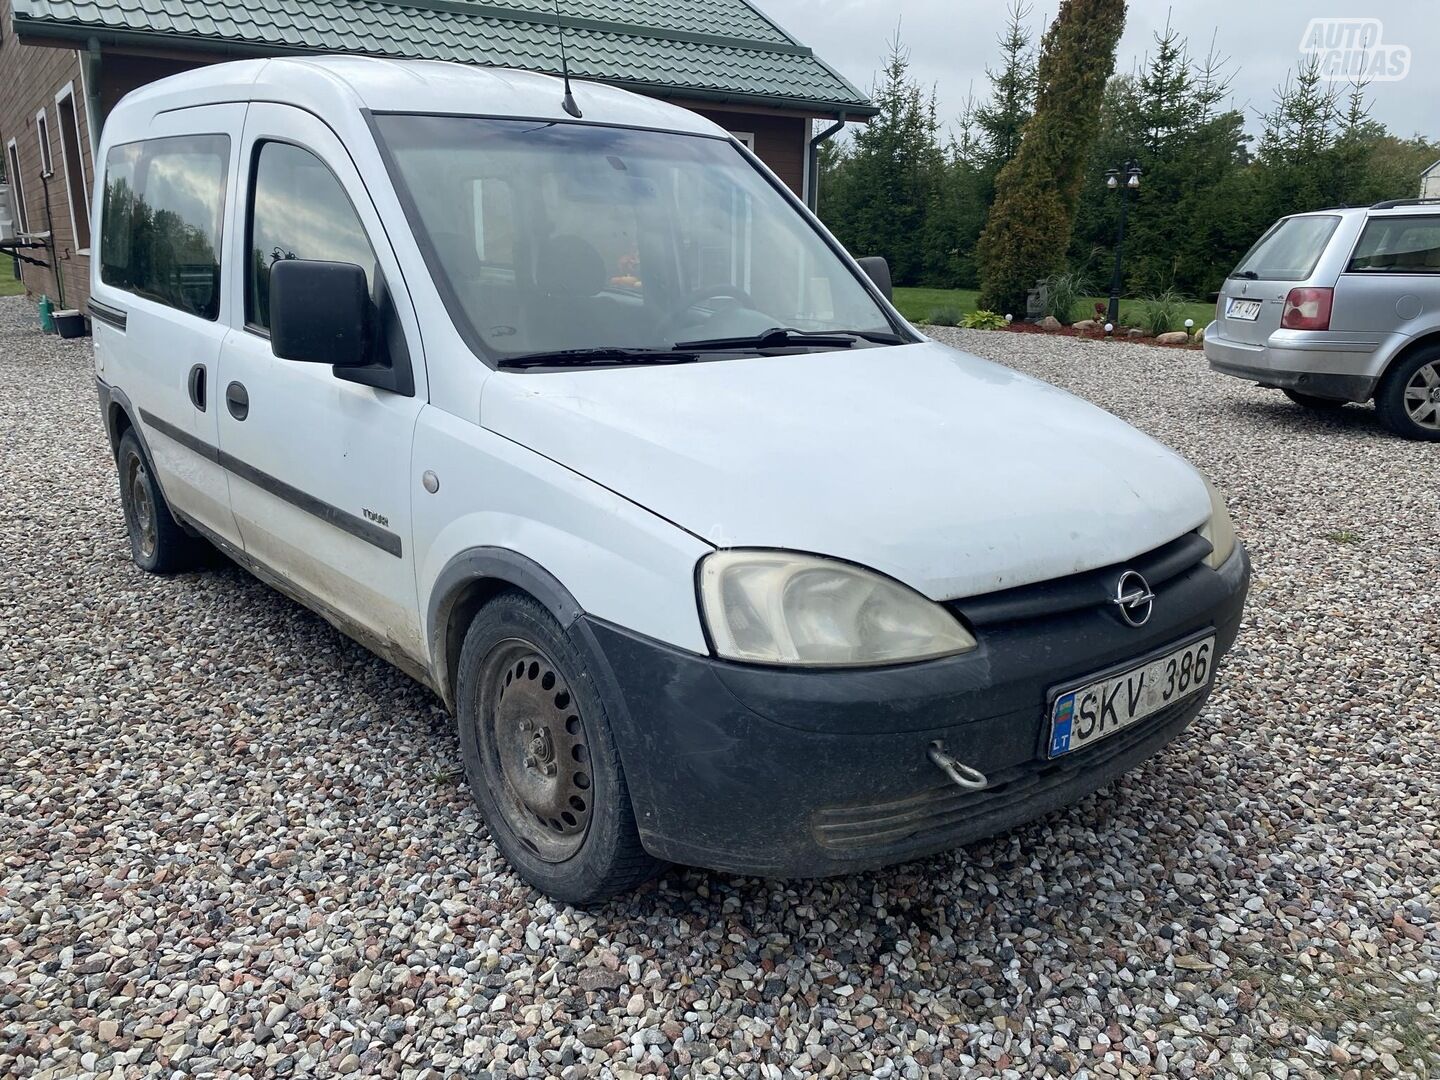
[10,0,875,115]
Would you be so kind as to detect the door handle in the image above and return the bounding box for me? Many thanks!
[187,364,207,411]
[225,381,249,421]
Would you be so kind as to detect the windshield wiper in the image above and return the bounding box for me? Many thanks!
[673,327,905,352]
[498,347,699,370]
[1232,270,1260,280]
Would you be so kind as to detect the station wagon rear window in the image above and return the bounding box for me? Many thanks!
[1346,216,1440,273]
[1229,215,1339,282]
[99,134,229,320]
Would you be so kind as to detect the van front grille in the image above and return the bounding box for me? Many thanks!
[947,532,1211,629]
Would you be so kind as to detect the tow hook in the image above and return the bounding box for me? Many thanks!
[928,741,988,791]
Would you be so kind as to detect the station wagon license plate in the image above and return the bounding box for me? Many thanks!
[1047,636,1215,758]
[1226,298,1262,321]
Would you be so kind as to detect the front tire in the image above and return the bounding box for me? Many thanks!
[455,591,661,904]
[1375,347,1440,441]
[1282,388,1348,411]
[116,429,204,573]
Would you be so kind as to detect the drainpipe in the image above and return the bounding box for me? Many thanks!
[39,169,64,308]
[83,38,103,156]
[806,113,846,212]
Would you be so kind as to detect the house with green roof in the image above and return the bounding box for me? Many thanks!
[0,0,873,308]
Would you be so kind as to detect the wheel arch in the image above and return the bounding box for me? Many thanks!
[99,382,171,503]
[99,381,146,462]
[1380,330,1440,388]
[427,547,586,712]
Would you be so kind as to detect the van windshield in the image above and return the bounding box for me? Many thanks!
[1229,215,1340,282]
[373,114,900,363]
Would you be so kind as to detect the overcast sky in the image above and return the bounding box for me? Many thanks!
[760,0,1437,144]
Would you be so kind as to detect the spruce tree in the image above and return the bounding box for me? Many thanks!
[818,34,944,286]
[976,2,1037,170]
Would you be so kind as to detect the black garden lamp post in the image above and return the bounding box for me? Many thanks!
[1105,160,1142,327]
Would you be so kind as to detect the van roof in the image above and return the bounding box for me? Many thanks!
[112,55,726,139]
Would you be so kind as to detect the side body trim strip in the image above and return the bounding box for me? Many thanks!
[137,407,403,557]
[88,299,127,330]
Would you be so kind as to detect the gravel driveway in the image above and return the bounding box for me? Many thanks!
[2,297,1437,1079]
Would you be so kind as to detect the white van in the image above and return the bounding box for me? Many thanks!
[92,57,1249,903]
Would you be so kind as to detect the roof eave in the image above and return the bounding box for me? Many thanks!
[11,15,877,118]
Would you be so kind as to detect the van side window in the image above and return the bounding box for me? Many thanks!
[100,135,229,320]
[1347,216,1440,273]
[248,141,378,331]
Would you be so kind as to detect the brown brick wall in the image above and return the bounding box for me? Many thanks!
[0,0,93,309]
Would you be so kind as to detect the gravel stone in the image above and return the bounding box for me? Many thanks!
[2,299,1437,1078]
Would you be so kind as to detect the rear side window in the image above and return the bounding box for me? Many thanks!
[100,134,229,320]
[246,141,377,331]
[1347,216,1440,273]
[1230,215,1340,282]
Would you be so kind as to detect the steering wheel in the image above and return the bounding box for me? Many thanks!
[657,284,758,337]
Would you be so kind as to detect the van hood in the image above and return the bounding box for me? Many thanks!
[480,341,1212,601]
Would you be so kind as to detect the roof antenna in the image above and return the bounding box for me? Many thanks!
[553,0,583,118]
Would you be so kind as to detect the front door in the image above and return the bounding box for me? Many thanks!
[216,103,428,664]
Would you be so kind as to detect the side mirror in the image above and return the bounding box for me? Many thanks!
[855,256,893,302]
[269,259,373,367]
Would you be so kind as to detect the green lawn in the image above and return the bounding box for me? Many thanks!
[893,285,1214,331]
[0,273,26,297]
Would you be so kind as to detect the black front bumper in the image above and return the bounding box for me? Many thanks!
[578,545,1250,878]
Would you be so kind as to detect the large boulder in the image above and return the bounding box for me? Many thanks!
[1156,331,1190,345]
[1072,319,1099,331]
[1040,315,1064,331]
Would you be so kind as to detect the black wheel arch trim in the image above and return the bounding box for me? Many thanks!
[99,379,160,479]
[427,547,587,708]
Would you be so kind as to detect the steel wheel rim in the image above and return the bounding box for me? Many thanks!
[1403,361,1440,430]
[126,455,158,560]
[477,639,593,863]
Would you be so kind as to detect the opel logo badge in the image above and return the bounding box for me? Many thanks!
[1112,570,1155,627]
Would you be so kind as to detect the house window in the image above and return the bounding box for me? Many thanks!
[729,131,756,151]
[35,109,54,177]
[55,85,90,250]
[6,139,28,233]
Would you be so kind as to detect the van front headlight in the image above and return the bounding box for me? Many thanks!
[698,551,977,667]
[1199,477,1238,569]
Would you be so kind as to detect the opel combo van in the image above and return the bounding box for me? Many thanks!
[93,57,1250,902]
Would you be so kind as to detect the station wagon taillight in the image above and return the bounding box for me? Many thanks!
[1281,287,1333,331]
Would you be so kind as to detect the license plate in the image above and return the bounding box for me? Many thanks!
[1227,298,1262,321]
[1047,636,1215,758]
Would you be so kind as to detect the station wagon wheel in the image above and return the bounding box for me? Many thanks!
[454,591,662,903]
[1402,361,1440,430]
[1376,347,1440,441]
[115,429,204,574]
[478,640,593,862]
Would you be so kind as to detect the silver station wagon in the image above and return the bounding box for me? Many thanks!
[1205,199,1440,441]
